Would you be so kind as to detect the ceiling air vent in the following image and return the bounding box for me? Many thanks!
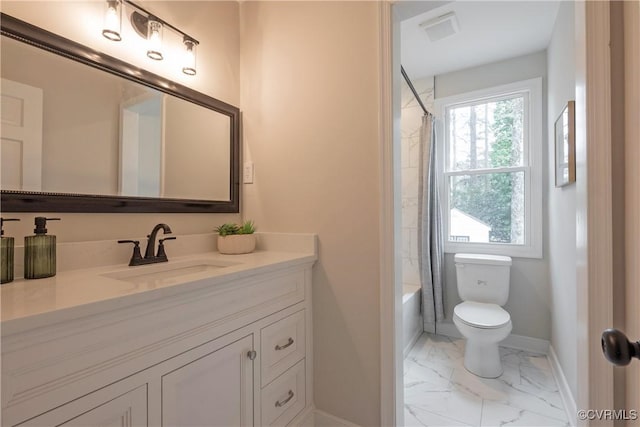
[419,12,459,42]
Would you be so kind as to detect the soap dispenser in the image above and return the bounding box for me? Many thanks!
[1,218,20,284]
[24,217,61,280]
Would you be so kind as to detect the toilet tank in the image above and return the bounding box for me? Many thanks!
[454,253,512,305]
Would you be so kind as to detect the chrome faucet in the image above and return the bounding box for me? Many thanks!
[118,223,176,266]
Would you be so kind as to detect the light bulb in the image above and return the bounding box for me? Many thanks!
[147,19,163,60]
[102,0,122,41]
[182,39,197,76]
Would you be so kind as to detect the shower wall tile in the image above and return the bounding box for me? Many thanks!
[402,198,418,229]
[408,137,421,168]
[402,167,419,200]
[403,257,420,285]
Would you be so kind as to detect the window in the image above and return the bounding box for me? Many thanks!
[437,78,542,258]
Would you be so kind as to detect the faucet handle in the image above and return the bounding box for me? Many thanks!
[157,236,176,260]
[118,240,143,266]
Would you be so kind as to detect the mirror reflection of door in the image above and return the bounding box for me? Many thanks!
[1,78,43,192]
[119,93,162,197]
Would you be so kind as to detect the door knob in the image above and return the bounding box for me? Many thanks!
[601,328,640,366]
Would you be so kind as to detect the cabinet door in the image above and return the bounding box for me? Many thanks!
[161,335,253,427]
[17,384,147,427]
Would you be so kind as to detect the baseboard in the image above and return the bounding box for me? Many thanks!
[548,345,578,426]
[291,406,315,426]
[404,325,423,357]
[436,322,550,354]
[313,409,361,427]
[502,334,550,354]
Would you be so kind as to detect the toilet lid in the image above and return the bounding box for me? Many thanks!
[454,301,510,329]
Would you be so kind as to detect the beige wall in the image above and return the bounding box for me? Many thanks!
[163,95,230,200]
[1,1,241,241]
[240,2,382,424]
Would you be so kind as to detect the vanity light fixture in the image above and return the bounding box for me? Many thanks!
[101,0,199,75]
[182,38,198,76]
[102,0,122,41]
[146,18,163,60]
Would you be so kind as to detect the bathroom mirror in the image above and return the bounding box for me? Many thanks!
[0,14,240,212]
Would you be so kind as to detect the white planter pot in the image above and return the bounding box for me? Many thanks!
[217,234,256,255]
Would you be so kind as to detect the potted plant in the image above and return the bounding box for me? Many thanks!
[215,220,257,254]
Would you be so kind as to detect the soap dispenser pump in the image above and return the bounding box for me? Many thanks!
[1,218,20,284]
[24,217,61,280]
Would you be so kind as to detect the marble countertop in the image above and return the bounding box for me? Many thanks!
[1,233,317,332]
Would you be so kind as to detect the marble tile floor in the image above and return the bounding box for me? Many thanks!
[404,333,570,427]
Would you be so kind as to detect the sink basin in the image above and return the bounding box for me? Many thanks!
[102,259,237,287]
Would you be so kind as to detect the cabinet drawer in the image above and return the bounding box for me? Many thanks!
[261,360,305,426]
[261,310,305,386]
[16,384,147,427]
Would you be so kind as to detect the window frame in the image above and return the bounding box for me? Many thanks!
[435,78,543,258]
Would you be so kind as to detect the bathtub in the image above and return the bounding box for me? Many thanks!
[402,284,423,357]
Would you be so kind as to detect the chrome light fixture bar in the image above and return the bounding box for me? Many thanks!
[101,0,200,75]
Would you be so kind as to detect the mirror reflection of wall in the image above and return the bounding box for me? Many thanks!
[0,34,231,201]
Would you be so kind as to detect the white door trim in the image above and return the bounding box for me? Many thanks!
[378,1,400,426]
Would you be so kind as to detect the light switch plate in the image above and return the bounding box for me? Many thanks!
[243,162,254,184]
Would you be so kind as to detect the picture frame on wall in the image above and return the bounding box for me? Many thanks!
[554,100,576,187]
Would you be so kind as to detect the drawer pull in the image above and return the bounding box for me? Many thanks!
[275,390,294,408]
[275,337,294,351]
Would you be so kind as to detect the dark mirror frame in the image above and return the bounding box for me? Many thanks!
[0,13,240,213]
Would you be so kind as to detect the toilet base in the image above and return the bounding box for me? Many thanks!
[463,339,503,378]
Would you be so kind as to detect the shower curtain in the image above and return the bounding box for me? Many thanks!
[417,113,445,334]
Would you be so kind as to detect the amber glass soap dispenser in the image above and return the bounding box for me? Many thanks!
[24,217,61,280]
[1,218,20,284]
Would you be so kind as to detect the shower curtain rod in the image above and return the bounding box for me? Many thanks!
[401,65,431,116]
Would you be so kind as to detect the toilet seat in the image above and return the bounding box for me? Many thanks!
[454,301,510,329]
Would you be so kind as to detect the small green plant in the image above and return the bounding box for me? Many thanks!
[215,220,256,236]
[215,223,240,237]
[238,220,256,235]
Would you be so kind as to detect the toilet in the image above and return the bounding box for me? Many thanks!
[453,253,512,378]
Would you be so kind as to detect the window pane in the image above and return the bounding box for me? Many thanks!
[448,172,525,244]
[447,96,525,171]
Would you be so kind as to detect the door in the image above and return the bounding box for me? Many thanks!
[161,334,254,427]
[0,78,43,191]
[602,0,640,413]
[624,0,640,411]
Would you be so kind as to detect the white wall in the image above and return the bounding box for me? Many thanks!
[239,2,382,425]
[435,52,551,340]
[547,0,577,400]
[0,1,241,240]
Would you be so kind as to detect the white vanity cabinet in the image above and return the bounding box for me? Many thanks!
[1,258,314,427]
